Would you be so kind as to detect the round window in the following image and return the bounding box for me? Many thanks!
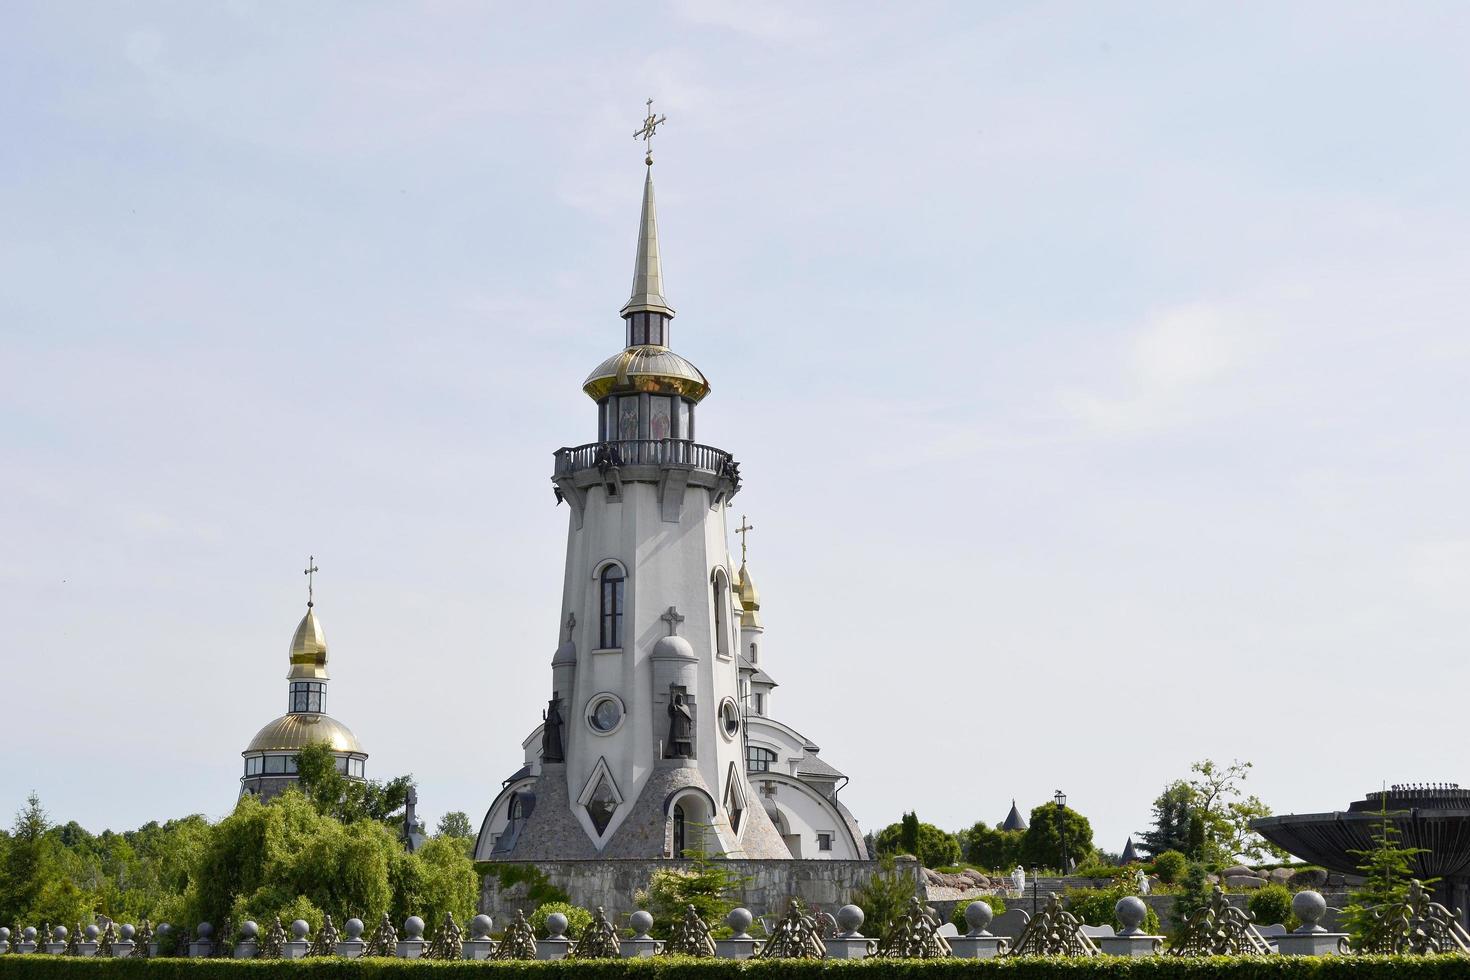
[587,694,625,734]
[720,698,741,739]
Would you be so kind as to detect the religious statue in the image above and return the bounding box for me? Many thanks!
[542,695,565,763]
[1011,866,1026,896]
[667,688,694,758]
[1136,868,1150,896]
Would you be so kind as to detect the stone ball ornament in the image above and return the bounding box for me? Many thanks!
[23,927,38,942]
[240,921,258,940]
[197,922,213,939]
[1292,889,1327,932]
[629,910,654,938]
[964,901,995,936]
[470,914,493,940]
[545,912,568,939]
[726,907,753,938]
[344,918,364,940]
[291,919,310,940]
[1115,896,1148,936]
[0,927,10,942]
[53,925,68,941]
[835,904,865,936]
[120,924,136,941]
[404,916,425,940]
[85,924,100,941]
[157,923,172,937]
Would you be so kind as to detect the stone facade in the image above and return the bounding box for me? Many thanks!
[479,857,915,925]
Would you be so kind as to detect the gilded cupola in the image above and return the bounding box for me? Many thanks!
[287,606,330,681]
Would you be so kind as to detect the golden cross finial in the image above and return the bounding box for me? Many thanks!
[303,555,319,607]
[735,515,754,565]
[633,97,667,166]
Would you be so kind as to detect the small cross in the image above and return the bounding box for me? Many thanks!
[303,555,319,607]
[563,612,576,639]
[633,98,667,165]
[734,515,754,565]
[660,605,685,636]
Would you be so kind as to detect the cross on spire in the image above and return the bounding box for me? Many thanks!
[303,555,319,607]
[633,98,667,165]
[660,605,685,636]
[735,515,754,565]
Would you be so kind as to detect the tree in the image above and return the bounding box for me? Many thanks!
[899,812,920,858]
[1342,796,1428,944]
[0,794,51,921]
[635,831,749,933]
[961,821,1024,870]
[874,818,961,869]
[1184,759,1283,864]
[852,856,918,935]
[294,742,413,827]
[1137,781,1195,858]
[1020,804,1093,871]
[435,812,473,840]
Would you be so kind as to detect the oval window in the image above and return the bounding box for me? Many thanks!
[588,694,625,734]
[720,698,741,739]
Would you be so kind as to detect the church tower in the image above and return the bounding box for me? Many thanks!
[480,111,788,860]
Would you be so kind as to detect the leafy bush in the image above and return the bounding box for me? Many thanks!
[948,894,1005,932]
[1152,850,1188,884]
[873,819,961,869]
[1070,860,1120,879]
[632,849,748,937]
[1246,883,1292,928]
[1065,886,1160,936]
[526,901,591,939]
[851,855,918,935]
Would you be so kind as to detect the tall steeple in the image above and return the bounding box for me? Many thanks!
[620,168,675,321]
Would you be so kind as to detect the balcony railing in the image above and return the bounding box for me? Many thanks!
[554,439,737,479]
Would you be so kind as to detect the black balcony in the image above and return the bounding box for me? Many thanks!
[554,439,737,479]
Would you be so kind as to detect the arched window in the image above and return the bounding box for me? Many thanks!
[712,570,730,659]
[672,804,686,856]
[746,746,777,773]
[599,564,625,648]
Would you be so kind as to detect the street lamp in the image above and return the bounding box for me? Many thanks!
[1054,790,1069,875]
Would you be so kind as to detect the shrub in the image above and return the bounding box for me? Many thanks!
[1065,886,1161,937]
[1152,850,1188,884]
[852,855,918,935]
[1247,883,1293,928]
[527,901,591,939]
[948,894,1005,932]
[1071,860,1119,879]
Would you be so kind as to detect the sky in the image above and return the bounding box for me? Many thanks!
[2,1,1469,859]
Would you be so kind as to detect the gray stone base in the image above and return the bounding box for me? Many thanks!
[1096,935,1163,957]
[395,940,426,959]
[462,939,495,960]
[713,938,762,959]
[824,937,877,959]
[335,940,365,958]
[231,941,256,959]
[1277,932,1350,956]
[949,936,1007,959]
[535,938,572,960]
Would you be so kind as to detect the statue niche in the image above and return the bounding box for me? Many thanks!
[542,694,565,763]
[667,686,694,759]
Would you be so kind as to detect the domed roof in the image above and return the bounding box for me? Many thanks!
[288,607,329,680]
[244,713,363,754]
[736,562,762,628]
[651,634,696,661]
[583,346,710,402]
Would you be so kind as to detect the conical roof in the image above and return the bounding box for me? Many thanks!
[1120,837,1140,864]
[1001,799,1028,832]
[619,167,675,319]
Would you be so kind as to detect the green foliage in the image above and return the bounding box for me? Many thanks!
[1246,883,1293,928]
[1183,759,1283,865]
[851,855,917,936]
[1065,885,1161,936]
[434,812,474,841]
[527,901,592,940]
[1343,796,1429,944]
[1019,804,1093,871]
[1152,850,1188,884]
[873,819,961,870]
[293,743,414,828]
[633,838,748,934]
[1138,781,1195,858]
[1186,812,1206,860]
[1170,862,1215,941]
[479,864,569,907]
[1070,859,1121,879]
[960,822,1024,871]
[948,894,1005,932]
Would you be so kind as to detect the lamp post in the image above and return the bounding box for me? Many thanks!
[1054,789,1069,876]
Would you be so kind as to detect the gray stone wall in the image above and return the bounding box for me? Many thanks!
[479,857,909,925]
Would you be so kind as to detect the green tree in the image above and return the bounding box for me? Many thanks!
[1185,759,1283,864]
[1020,803,1093,871]
[962,822,1024,871]
[1138,781,1195,858]
[1342,796,1427,944]
[899,812,920,858]
[852,856,918,935]
[1170,861,1214,942]
[294,742,413,827]
[435,812,473,840]
[874,818,961,869]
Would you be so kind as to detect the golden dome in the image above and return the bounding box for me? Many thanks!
[287,607,329,680]
[244,713,364,754]
[736,562,762,628]
[583,346,710,402]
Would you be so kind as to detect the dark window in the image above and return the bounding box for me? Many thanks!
[600,565,625,648]
[753,693,765,715]
[289,682,324,714]
[817,833,834,852]
[264,755,286,774]
[746,746,777,773]
[713,573,730,659]
[672,804,686,856]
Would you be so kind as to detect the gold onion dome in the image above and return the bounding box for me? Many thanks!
[737,562,762,627]
[583,346,710,401]
[287,607,329,680]
[246,713,363,754]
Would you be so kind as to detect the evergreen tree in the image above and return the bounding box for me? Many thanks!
[1137,781,1195,857]
[1186,811,1206,860]
[900,811,920,858]
[1342,795,1428,944]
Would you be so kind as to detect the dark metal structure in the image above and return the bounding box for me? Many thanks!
[1253,784,1470,925]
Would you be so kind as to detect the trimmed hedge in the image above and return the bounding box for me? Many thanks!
[1,958,1470,979]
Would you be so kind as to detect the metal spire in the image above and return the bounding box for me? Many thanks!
[303,555,319,607]
[621,101,675,320]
